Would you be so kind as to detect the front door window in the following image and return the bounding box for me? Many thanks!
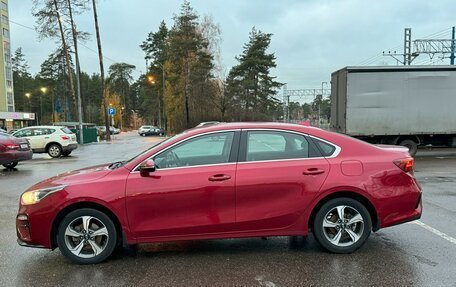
[153,132,235,169]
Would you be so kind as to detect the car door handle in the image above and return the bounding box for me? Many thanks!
[303,168,325,175]
[44,137,50,139]
[208,174,231,181]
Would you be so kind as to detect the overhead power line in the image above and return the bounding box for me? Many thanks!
[357,27,453,66]
[9,19,143,75]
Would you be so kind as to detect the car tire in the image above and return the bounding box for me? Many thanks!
[62,151,72,157]
[57,208,117,265]
[313,197,372,254]
[47,143,62,158]
[3,161,18,169]
[399,139,418,157]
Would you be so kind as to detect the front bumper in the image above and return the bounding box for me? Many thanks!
[17,238,46,249]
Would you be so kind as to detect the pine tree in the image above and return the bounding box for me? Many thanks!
[107,63,136,127]
[165,1,214,132]
[12,48,32,112]
[140,21,169,128]
[225,27,282,120]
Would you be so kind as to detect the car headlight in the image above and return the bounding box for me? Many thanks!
[21,185,67,205]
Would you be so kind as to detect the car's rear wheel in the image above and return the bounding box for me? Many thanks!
[2,161,18,169]
[47,144,62,158]
[57,208,117,264]
[313,197,372,253]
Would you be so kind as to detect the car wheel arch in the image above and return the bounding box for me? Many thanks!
[307,190,379,233]
[50,201,124,249]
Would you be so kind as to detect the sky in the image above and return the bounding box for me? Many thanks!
[8,0,456,92]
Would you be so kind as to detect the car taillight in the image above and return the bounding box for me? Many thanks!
[60,135,70,140]
[394,158,414,173]
[4,143,19,150]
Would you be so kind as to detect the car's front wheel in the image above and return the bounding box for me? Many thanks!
[313,197,372,254]
[57,208,117,264]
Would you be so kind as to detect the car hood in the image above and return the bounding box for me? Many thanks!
[30,164,113,190]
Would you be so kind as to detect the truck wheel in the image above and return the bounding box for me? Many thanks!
[399,139,418,157]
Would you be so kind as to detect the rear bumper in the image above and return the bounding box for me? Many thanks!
[380,191,423,229]
[0,150,32,165]
[62,143,78,152]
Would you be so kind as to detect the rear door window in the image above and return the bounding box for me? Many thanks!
[33,128,54,136]
[246,131,310,161]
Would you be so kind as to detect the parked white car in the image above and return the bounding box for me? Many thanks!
[12,126,78,158]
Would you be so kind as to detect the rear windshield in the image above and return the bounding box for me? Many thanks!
[61,127,74,134]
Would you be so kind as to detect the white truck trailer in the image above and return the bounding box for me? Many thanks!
[330,66,456,156]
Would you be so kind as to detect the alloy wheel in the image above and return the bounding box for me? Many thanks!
[48,145,62,157]
[322,205,364,247]
[64,216,109,259]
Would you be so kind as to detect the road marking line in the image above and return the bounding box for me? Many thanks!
[412,220,456,245]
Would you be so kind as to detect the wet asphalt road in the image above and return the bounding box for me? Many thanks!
[0,132,455,287]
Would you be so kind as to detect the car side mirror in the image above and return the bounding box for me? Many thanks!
[139,159,156,177]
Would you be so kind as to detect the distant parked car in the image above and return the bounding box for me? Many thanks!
[0,132,32,168]
[12,126,78,158]
[96,126,120,135]
[138,125,165,136]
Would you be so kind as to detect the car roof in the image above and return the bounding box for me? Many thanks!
[17,125,65,130]
[188,122,322,133]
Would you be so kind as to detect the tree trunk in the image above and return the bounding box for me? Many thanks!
[67,0,84,143]
[184,57,190,128]
[92,0,110,141]
[53,0,77,121]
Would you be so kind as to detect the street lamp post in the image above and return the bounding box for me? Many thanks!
[154,63,165,129]
[120,107,125,130]
[25,93,31,112]
[40,87,47,125]
[146,74,158,125]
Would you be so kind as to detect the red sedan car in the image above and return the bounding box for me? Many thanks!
[16,123,422,264]
[0,132,32,169]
